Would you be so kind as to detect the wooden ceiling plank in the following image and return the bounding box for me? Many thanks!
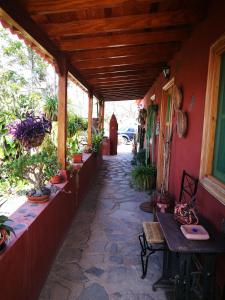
[24,0,171,15]
[70,43,180,61]
[92,77,154,85]
[83,66,160,76]
[45,10,201,37]
[57,28,190,51]
[89,73,156,82]
[74,54,169,69]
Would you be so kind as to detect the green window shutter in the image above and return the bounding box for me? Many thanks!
[212,52,225,183]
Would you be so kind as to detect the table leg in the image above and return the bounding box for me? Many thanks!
[202,254,216,300]
[175,253,192,300]
[152,249,174,291]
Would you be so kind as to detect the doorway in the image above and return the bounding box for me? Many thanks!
[156,78,174,191]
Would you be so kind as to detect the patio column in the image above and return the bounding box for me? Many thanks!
[99,100,105,131]
[87,90,93,147]
[57,59,68,169]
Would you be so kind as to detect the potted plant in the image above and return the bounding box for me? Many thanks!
[91,132,104,154]
[0,215,15,252]
[131,165,157,191]
[41,136,62,184]
[7,111,52,149]
[7,151,60,203]
[43,95,58,121]
[68,135,83,163]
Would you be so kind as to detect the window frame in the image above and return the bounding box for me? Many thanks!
[200,34,225,205]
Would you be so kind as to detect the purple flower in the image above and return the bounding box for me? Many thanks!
[7,112,52,149]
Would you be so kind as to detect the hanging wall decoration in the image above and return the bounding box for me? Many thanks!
[173,85,183,111]
[146,104,158,165]
[176,110,188,138]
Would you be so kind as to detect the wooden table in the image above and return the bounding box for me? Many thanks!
[154,213,225,300]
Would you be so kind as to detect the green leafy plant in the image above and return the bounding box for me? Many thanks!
[92,132,104,153]
[68,134,82,155]
[0,112,22,160]
[43,95,58,121]
[67,113,88,138]
[131,165,156,191]
[6,151,60,196]
[131,149,146,166]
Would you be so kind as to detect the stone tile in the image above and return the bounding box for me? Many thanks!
[85,267,105,277]
[39,152,166,300]
[77,283,109,300]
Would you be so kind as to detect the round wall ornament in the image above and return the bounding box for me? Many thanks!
[173,85,183,110]
[176,110,187,138]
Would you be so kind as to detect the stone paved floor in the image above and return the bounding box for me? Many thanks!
[39,150,167,300]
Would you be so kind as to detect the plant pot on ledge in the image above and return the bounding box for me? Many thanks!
[72,153,83,163]
[50,174,62,184]
[27,187,51,203]
[0,216,15,253]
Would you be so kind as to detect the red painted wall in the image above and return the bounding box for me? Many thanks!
[141,0,225,292]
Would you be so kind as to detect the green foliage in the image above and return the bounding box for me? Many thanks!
[0,111,22,160]
[67,113,88,138]
[131,165,156,191]
[92,132,104,153]
[0,215,15,238]
[68,134,82,155]
[131,149,146,166]
[6,151,60,190]
[44,95,58,121]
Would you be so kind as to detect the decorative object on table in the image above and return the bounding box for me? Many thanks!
[176,110,188,138]
[174,199,199,225]
[173,85,183,110]
[0,215,15,253]
[180,224,209,240]
[7,111,51,149]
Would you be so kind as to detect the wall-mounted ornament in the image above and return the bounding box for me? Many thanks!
[176,110,187,138]
[173,85,183,111]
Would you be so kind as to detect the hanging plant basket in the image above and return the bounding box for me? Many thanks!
[22,134,45,148]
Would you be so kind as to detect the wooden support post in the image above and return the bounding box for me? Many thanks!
[57,59,68,169]
[87,90,93,147]
[99,100,105,131]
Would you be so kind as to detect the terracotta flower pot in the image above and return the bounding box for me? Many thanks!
[72,153,83,163]
[27,194,50,203]
[50,175,62,184]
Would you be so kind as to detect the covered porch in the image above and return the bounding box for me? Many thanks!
[0,0,225,300]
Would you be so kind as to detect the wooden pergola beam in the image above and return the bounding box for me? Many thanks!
[24,0,170,15]
[57,28,190,51]
[45,10,201,37]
